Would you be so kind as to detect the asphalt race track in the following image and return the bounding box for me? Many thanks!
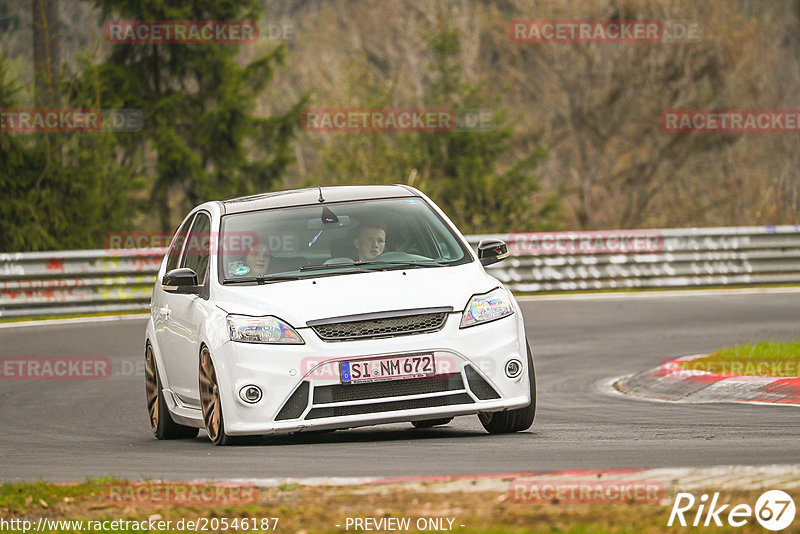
[1,290,798,482]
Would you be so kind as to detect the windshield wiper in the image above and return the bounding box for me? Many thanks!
[352,260,446,268]
[299,263,372,272]
[300,260,445,271]
[222,274,302,285]
[255,274,304,284]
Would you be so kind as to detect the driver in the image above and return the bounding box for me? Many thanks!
[242,240,271,276]
[353,222,386,261]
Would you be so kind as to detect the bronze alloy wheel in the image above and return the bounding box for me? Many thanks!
[199,347,227,445]
[144,343,198,440]
[145,344,159,431]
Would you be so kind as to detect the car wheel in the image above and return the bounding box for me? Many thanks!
[478,342,536,434]
[411,418,453,428]
[199,347,233,446]
[145,343,199,440]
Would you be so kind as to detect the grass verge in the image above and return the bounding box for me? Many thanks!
[0,481,786,533]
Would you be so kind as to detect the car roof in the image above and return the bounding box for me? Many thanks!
[220,185,418,214]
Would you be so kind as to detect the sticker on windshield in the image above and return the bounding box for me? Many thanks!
[407,199,419,204]
[233,265,251,276]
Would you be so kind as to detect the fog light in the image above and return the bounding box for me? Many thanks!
[239,385,262,404]
[505,359,522,379]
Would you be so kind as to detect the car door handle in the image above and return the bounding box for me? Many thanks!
[158,307,171,320]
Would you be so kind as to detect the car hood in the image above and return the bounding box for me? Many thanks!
[214,262,498,327]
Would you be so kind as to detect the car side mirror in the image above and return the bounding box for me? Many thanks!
[162,268,201,294]
[477,239,510,267]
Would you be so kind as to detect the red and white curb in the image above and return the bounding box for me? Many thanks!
[613,354,800,407]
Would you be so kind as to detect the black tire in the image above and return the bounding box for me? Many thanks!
[411,418,453,428]
[199,347,234,446]
[478,342,536,434]
[145,343,199,440]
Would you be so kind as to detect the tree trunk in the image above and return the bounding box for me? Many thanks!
[32,0,60,107]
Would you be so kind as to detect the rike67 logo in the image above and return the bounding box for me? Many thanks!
[668,490,796,531]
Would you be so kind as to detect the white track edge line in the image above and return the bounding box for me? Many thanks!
[0,313,149,329]
[517,286,800,301]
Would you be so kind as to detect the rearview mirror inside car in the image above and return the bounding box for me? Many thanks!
[307,215,350,230]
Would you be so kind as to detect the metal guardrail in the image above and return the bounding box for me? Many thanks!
[474,225,800,292]
[0,249,164,318]
[1,225,799,318]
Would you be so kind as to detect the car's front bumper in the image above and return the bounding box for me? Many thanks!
[211,311,530,435]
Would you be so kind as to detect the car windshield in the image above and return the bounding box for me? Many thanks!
[218,197,472,283]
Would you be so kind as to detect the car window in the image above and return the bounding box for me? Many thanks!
[164,215,194,273]
[180,212,211,284]
[218,197,472,282]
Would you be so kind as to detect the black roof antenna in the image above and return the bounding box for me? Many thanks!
[317,186,325,203]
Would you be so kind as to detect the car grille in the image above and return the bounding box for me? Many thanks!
[464,365,501,400]
[273,360,502,422]
[305,394,474,419]
[312,373,464,404]
[308,308,451,342]
[275,382,310,420]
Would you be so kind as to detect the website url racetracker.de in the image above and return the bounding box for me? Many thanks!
[0,516,279,532]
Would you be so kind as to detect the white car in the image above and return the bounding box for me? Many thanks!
[145,185,535,445]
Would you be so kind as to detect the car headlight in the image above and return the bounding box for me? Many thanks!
[460,288,514,328]
[227,315,304,344]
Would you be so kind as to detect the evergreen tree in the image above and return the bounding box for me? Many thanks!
[91,0,306,230]
[0,48,50,251]
[0,46,138,251]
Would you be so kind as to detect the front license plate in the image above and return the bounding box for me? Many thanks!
[340,355,436,384]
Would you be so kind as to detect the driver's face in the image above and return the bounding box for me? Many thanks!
[244,244,270,276]
[354,227,386,261]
